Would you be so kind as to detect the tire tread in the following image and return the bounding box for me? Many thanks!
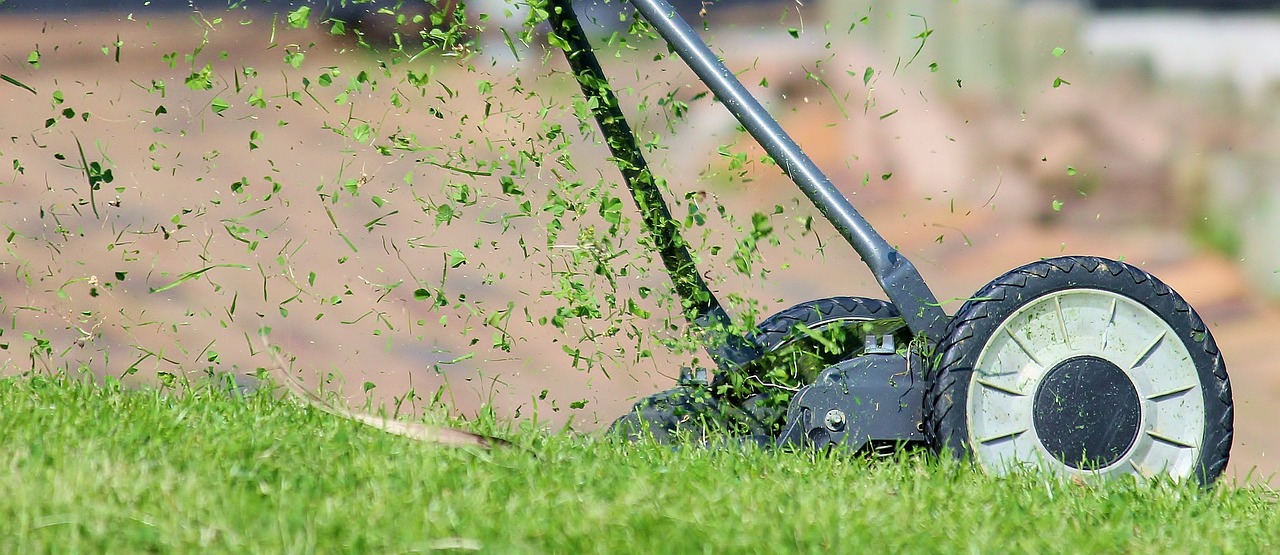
[923,256,1233,484]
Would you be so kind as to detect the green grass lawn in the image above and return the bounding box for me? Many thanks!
[1,375,1276,553]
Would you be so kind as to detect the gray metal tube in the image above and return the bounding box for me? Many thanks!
[628,0,949,341]
[628,0,893,274]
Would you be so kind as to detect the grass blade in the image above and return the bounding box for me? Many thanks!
[260,334,510,449]
[149,264,250,293]
[72,134,99,219]
[1,74,37,95]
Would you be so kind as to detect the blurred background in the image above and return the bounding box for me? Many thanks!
[1,0,1278,483]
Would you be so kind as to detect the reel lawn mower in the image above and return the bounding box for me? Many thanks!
[545,0,1233,484]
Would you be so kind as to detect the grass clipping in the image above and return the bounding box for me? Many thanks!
[260,334,510,449]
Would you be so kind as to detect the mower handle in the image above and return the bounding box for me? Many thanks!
[626,0,950,345]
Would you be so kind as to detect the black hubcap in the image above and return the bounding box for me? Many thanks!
[1033,355,1142,469]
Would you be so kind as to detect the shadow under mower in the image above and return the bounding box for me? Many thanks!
[546,0,1233,485]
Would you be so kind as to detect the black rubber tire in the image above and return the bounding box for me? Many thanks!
[735,296,904,431]
[613,296,900,443]
[748,296,900,352]
[924,256,1233,485]
[714,296,901,406]
[608,385,745,443]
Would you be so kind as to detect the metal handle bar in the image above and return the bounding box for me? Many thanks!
[627,0,949,343]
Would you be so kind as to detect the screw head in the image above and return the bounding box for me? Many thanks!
[824,409,847,432]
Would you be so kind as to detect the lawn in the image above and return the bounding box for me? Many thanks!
[1,375,1276,553]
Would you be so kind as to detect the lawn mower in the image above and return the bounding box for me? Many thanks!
[545,0,1233,484]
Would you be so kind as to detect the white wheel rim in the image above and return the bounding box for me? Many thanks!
[966,289,1205,481]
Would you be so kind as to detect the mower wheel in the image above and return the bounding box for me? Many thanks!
[728,296,905,429]
[609,385,761,443]
[925,256,1233,484]
[749,296,900,351]
[613,297,902,444]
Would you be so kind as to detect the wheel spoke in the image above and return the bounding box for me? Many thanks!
[1055,296,1071,350]
[1146,383,1196,401]
[1147,429,1197,449]
[1128,459,1154,479]
[977,428,1028,445]
[1129,329,1168,370]
[1101,297,1118,351]
[1005,328,1045,368]
[976,377,1026,397]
